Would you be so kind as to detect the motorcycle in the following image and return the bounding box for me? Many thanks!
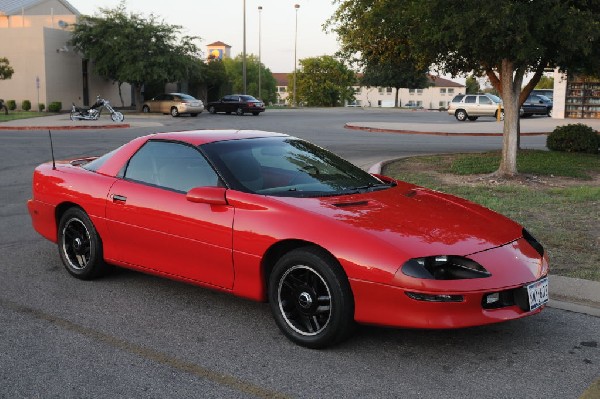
[70,96,124,122]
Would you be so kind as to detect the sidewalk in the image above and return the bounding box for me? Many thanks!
[2,112,599,317]
[0,113,163,130]
[346,114,600,136]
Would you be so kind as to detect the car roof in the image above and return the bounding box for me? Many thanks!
[146,129,289,146]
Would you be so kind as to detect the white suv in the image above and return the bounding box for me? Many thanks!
[448,94,504,121]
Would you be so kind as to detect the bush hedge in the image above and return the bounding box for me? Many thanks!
[7,100,16,111]
[48,101,62,113]
[21,100,31,111]
[547,123,599,154]
[38,103,45,112]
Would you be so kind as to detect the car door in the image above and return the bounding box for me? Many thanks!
[463,95,478,115]
[477,95,497,116]
[104,140,235,288]
[149,94,165,112]
[159,94,174,114]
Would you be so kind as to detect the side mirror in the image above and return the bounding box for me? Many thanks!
[186,186,228,205]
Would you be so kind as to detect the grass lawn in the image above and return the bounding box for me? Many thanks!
[382,150,600,282]
[0,111,55,122]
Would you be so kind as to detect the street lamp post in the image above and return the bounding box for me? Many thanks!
[293,4,300,107]
[258,6,262,100]
[243,0,247,94]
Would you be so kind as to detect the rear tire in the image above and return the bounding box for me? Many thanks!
[236,107,244,116]
[268,247,355,348]
[467,116,478,121]
[252,112,260,116]
[209,106,216,114]
[58,208,107,280]
[142,105,150,113]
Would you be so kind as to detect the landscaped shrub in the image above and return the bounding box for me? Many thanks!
[48,101,62,113]
[7,100,16,111]
[38,103,45,112]
[21,100,31,111]
[547,123,599,154]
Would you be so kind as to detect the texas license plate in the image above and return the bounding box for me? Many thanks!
[526,277,549,311]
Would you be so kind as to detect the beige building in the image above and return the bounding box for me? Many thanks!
[0,0,131,110]
[271,72,464,108]
[353,75,465,108]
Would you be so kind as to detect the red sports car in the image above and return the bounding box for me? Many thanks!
[27,130,549,348]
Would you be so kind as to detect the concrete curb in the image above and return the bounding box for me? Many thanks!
[345,123,549,136]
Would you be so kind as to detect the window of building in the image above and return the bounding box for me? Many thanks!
[409,89,415,94]
[416,89,423,95]
[448,88,455,94]
[386,87,393,94]
[440,88,447,94]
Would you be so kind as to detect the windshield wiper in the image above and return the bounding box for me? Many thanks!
[346,182,396,193]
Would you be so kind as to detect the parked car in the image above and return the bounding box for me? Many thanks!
[522,94,553,117]
[27,130,549,348]
[142,93,204,117]
[207,94,265,116]
[448,93,504,121]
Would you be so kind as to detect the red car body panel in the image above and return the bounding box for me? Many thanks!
[27,130,548,330]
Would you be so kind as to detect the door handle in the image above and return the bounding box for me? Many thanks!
[112,194,127,203]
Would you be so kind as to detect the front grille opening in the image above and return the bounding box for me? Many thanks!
[482,287,529,311]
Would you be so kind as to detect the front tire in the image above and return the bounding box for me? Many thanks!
[170,107,180,117]
[58,208,107,280]
[455,109,468,121]
[142,105,150,113]
[111,112,124,122]
[268,247,354,348]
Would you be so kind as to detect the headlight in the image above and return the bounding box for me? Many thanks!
[401,255,491,280]
[522,228,544,257]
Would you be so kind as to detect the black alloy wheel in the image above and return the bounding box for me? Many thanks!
[58,208,107,280]
[269,247,354,348]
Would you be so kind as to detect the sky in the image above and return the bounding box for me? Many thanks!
[67,0,341,73]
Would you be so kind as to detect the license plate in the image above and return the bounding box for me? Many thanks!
[526,277,549,311]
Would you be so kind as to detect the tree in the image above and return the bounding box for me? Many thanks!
[290,56,356,107]
[361,58,429,107]
[0,57,14,80]
[330,0,600,176]
[222,55,277,104]
[70,2,202,111]
[535,76,554,90]
[465,75,480,94]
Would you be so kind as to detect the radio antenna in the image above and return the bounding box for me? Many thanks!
[48,130,56,170]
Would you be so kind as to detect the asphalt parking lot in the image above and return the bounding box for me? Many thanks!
[1,108,598,398]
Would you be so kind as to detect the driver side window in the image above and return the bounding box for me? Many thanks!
[124,141,220,192]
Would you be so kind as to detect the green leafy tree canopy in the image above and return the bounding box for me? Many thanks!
[291,55,356,107]
[330,0,600,176]
[465,75,480,94]
[222,55,277,104]
[361,58,429,107]
[0,57,14,80]
[70,2,202,110]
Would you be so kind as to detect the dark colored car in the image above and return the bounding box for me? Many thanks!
[522,94,553,117]
[531,89,553,101]
[207,95,265,116]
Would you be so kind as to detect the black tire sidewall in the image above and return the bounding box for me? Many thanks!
[268,247,354,348]
[57,208,104,280]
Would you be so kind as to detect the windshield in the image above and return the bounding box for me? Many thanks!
[201,137,390,197]
[240,95,259,102]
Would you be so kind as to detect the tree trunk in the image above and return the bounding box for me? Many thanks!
[496,59,524,177]
[395,87,400,107]
[133,84,144,112]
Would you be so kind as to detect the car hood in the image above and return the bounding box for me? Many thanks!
[273,183,523,258]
